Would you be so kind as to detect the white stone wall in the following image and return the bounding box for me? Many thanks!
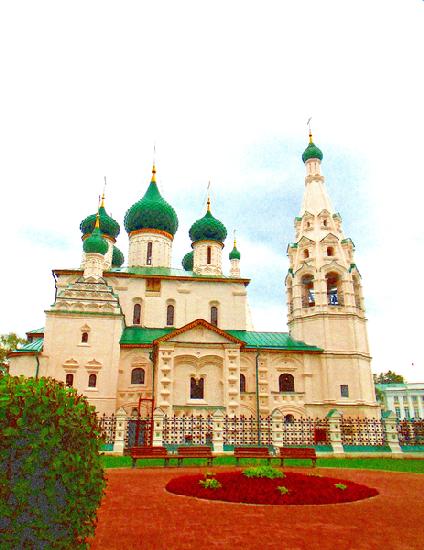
[106,276,249,330]
[128,231,172,267]
[39,311,123,415]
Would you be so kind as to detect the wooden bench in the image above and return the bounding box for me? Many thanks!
[279,447,317,467]
[175,446,214,467]
[234,446,272,466]
[130,446,171,468]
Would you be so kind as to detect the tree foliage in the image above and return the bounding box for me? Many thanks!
[0,332,27,368]
[0,376,106,548]
[374,370,405,384]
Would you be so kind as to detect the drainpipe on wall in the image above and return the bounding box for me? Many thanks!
[255,350,261,446]
[34,352,40,379]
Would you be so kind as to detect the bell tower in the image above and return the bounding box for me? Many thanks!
[286,130,377,414]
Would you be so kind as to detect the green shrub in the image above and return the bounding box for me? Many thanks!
[277,486,289,495]
[199,478,222,489]
[0,375,106,548]
[243,465,285,479]
[335,483,347,490]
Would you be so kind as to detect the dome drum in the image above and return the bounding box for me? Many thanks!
[129,227,174,241]
[192,240,223,276]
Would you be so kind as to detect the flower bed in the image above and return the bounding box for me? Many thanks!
[165,470,378,505]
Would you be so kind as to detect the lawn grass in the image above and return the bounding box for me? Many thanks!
[100,454,424,473]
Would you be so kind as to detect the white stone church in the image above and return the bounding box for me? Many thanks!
[9,134,379,419]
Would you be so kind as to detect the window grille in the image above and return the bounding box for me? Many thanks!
[190,377,204,399]
[279,373,294,392]
[131,368,145,385]
[133,304,141,325]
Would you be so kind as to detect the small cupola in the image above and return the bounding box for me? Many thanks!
[189,196,227,275]
[80,194,120,240]
[82,214,108,279]
[229,233,241,277]
[182,251,194,271]
[302,131,323,163]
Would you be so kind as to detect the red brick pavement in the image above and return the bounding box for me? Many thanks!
[90,467,424,550]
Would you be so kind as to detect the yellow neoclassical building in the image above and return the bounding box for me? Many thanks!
[9,134,379,419]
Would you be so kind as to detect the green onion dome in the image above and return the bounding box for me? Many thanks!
[182,251,194,271]
[229,242,241,260]
[124,166,178,236]
[302,134,323,163]
[189,201,227,243]
[83,226,108,255]
[80,198,120,239]
[112,245,124,267]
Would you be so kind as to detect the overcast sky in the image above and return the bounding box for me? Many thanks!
[1,1,423,381]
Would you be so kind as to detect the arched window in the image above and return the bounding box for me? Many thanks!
[146,242,153,265]
[284,414,295,423]
[131,407,138,417]
[190,377,204,399]
[166,304,175,326]
[303,249,309,259]
[240,373,246,393]
[133,303,141,325]
[81,332,89,343]
[279,373,294,392]
[131,368,145,385]
[65,373,74,387]
[327,246,334,256]
[301,275,315,307]
[323,219,328,227]
[88,374,97,388]
[326,272,343,306]
[210,306,218,326]
[207,246,212,265]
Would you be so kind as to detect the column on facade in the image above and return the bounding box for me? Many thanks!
[224,347,241,417]
[156,347,174,416]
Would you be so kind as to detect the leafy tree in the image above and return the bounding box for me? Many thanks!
[0,332,27,370]
[0,376,106,548]
[374,371,405,384]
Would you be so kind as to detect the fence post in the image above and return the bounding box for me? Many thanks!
[271,409,284,449]
[326,409,344,455]
[212,409,225,453]
[382,410,403,455]
[113,407,127,455]
[152,408,165,447]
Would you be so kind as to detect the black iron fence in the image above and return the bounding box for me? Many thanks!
[279,418,330,446]
[396,419,424,446]
[340,417,386,446]
[98,413,116,445]
[96,413,424,450]
[163,414,213,446]
[223,415,272,446]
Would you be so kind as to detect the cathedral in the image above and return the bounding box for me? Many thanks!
[9,134,379,419]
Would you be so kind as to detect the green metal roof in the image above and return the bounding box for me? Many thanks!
[120,327,321,351]
[26,328,44,334]
[120,327,172,345]
[226,331,322,351]
[11,338,44,354]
